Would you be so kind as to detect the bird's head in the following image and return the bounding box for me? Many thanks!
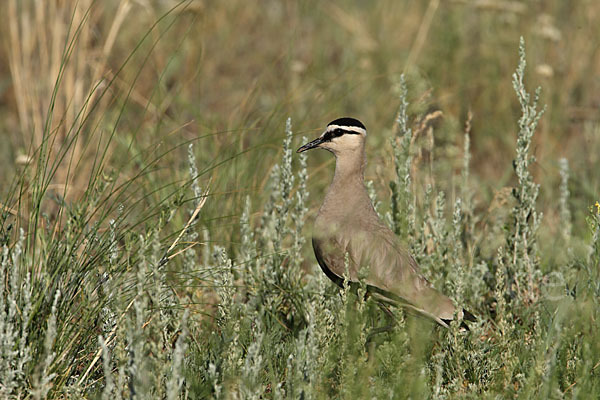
[297,117,367,155]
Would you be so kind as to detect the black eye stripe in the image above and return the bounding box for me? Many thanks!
[322,128,361,142]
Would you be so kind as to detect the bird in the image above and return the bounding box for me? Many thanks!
[297,117,474,328]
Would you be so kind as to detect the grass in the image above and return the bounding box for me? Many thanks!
[1,0,599,398]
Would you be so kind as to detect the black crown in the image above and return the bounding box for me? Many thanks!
[327,117,366,130]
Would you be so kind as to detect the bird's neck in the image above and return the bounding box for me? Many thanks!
[319,150,369,219]
[332,150,366,185]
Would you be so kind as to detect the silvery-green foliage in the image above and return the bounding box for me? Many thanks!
[413,184,444,282]
[213,246,237,323]
[240,196,257,279]
[448,198,465,302]
[31,290,60,400]
[461,119,476,262]
[239,195,260,312]
[285,270,343,396]
[469,261,489,306]
[127,235,152,399]
[584,206,600,298]
[183,143,202,283]
[390,74,415,240]
[166,310,188,400]
[268,118,295,253]
[108,218,119,266]
[431,349,447,399]
[411,184,433,271]
[99,335,117,400]
[558,158,572,244]
[338,301,369,398]
[101,220,118,338]
[258,119,302,260]
[246,118,308,329]
[207,363,223,400]
[206,245,245,395]
[366,180,383,219]
[188,143,203,201]
[427,190,450,286]
[367,316,411,399]
[236,315,265,400]
[201,228,211,266]
[97,231,189,400]
[461,121,471,195]
[291,135,309,269]
[284,302,324,400]
[149,230,177,341]
[281,119,295,210]
[495,247,508,335]
[0,231,32,399]
[507,37,545,303]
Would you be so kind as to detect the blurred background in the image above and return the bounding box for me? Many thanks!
[0,0,598,245]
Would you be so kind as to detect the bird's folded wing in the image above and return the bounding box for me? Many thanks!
[313,225,456,322]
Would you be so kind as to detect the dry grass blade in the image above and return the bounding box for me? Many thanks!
[0,202,19,216]
[161,185,210,266]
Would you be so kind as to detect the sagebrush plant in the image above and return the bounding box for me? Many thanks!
[505,37,546,305]
[1,2,600,397]
[389,74,416,241]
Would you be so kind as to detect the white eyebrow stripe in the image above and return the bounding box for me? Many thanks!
[326,125,367,135]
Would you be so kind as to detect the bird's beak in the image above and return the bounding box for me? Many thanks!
[296,136,325,153]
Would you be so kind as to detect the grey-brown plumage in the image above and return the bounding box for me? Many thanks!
[298,117,473,328]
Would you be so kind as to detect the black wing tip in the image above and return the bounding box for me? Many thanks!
[441,309,476,330]
[463,308,477,322]
[441,318,470,331]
